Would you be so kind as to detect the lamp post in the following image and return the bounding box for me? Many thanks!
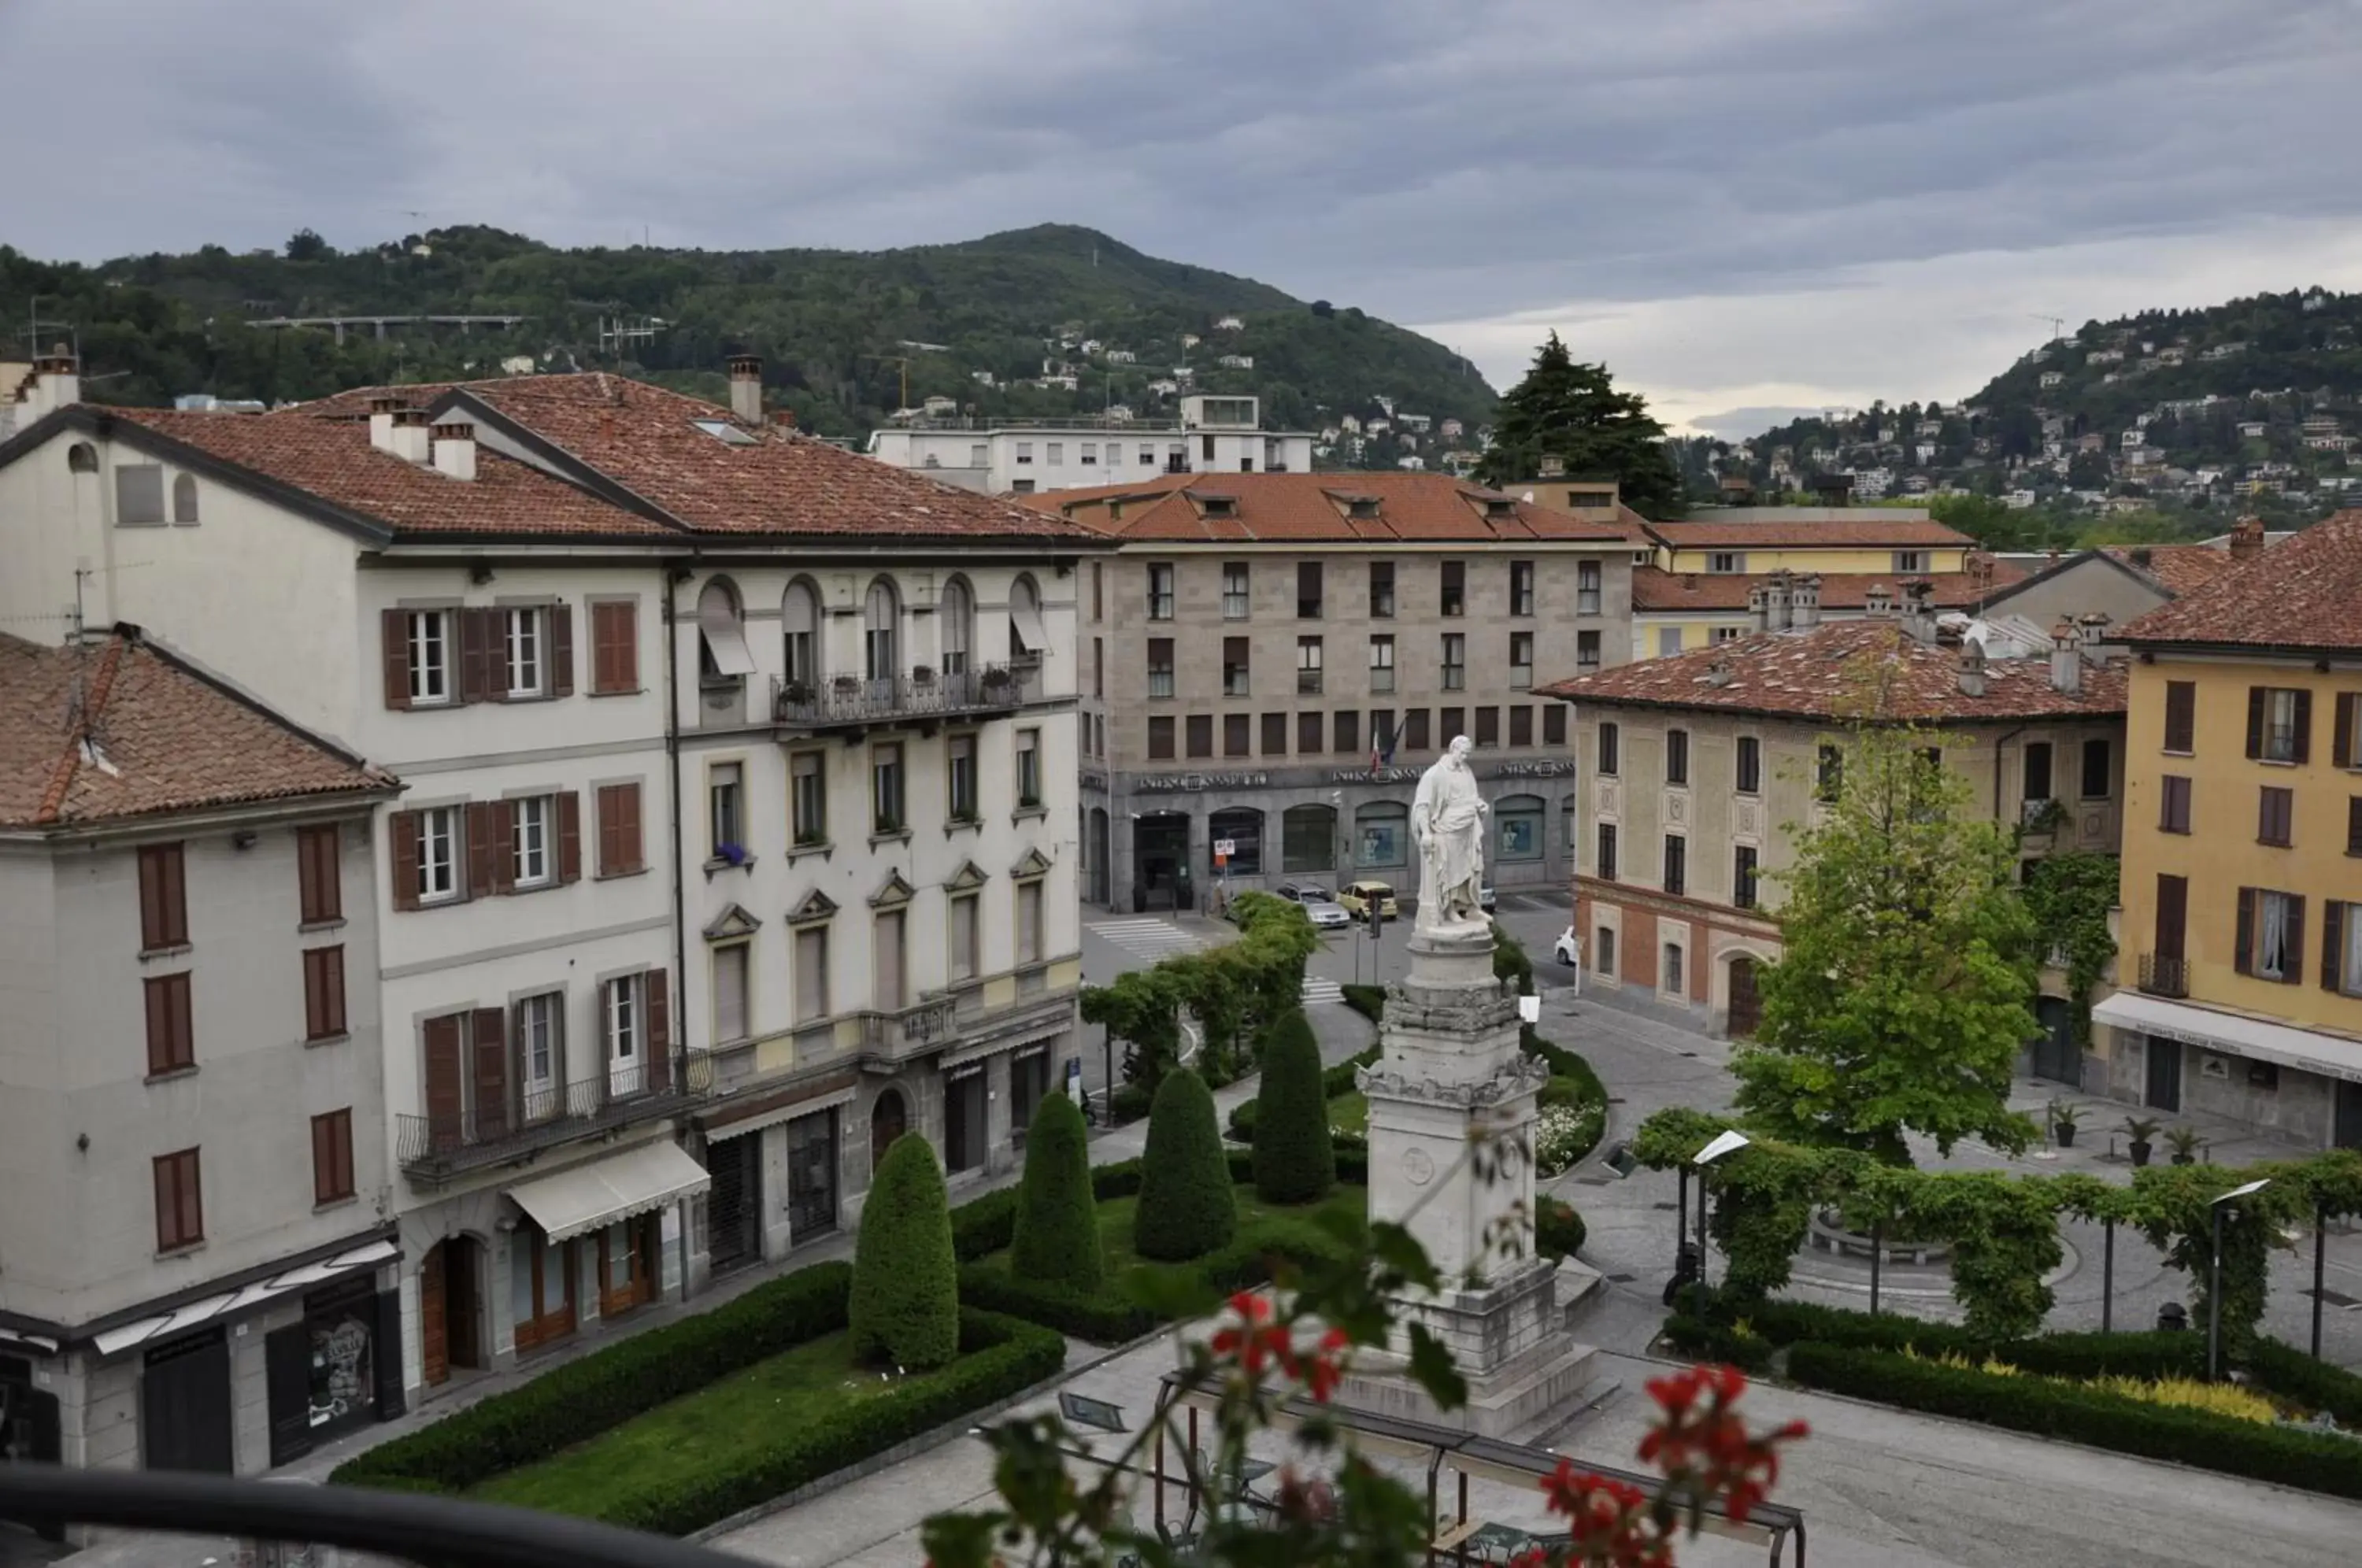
[2208,1178,2271,1383]
[1693,1130,1752,1318]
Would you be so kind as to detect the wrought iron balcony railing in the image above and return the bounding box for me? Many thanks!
[395,1050,714,1182]
[2138,952,2190,998]
[771,660,1043,731]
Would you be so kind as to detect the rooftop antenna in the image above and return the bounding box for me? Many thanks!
[2030,312,2066,342]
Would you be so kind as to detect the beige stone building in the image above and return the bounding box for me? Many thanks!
[1020,473,1635,908]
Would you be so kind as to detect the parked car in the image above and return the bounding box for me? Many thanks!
[1274,881,1352,930]
[1479,884,1497,913]
[1337,880,1400,919]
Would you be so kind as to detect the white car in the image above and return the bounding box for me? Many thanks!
[1275,881,1353,930]
[1552,926,1583,993]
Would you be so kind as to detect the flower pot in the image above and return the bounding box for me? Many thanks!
[2171,1152,2195,1166]
[2129,1141,2153,1167]
[2055,1124,2078,1148]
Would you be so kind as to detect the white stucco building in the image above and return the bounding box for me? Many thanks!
[864,394,1316,495]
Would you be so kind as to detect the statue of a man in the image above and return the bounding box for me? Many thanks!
[1412,736,1489,930]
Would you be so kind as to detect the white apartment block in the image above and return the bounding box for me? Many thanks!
[864,394,1316,495]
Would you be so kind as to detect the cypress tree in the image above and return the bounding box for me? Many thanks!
[849,1132,960,1369]
[1133,1069,1236,1262]
[1010,1091,1105,1295]
[1252,1010,1335,1204]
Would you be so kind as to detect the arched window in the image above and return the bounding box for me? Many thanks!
[864,578,899,682]
[171,473,199,524]
[1496,793,1546,861]
[1008,574,1047,660]
[939,577,974,676]
[697,578,755,682]
[1354,801,1409,869]
[67,442,98,475]
[782,578,820,687]
[1281,804,1337,875]
[1208,806,1264,878]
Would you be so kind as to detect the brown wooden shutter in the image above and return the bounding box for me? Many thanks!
[2292,690,2314,764]
[646,969,671,1054]
[423,1015,465,1145]
[551,605,576,697]
[613,602,639,692]
[298,824,342,924]
[620,782,642,871]
[465,802,499,899]
[489,801,516,895]
[2335,694,2356,772]
[2245,686,2265,759]
[2326,901,2346,994]
[2351,796,2362,856]
[2154,874,2187,962]
[2234,886,2254,975]
[145,975,172,1075]
[472,1008,510,1139]
[304,945,346,1038]
[557,791,582,884]
[596,786,620,875]
[459,608,492,704]
[391,811,421,911]
[137,847,165,950]
[312,1113,335,1203]
[382,609,412,710]
[2286,897,2306,986]
[139,845,187,950]
[302,949,324,1041]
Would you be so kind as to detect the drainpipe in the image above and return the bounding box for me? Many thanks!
[664,561,692,1102]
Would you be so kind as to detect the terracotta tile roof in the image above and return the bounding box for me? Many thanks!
[1646,517,1976,549]
[0,629,395,829]
[98,405,667,540]
[2101,543,2240,597]
[1537,618,2127,723]
[1631,562,2023,613]
[1016,472,1633,544]
[2122,510,2362,651]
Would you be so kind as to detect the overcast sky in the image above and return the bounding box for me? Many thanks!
[10,0,2361,435]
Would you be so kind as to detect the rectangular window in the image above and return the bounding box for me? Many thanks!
[590,600,639,694]
[1147,564,1175,621]
[516,991,561,1109]
[1298,562,1324,618]
[1664,941,1685,995]
[1224,712,1251,756]
[416,805,459,903]
[713,943,750,1043]
[138,842,188,952]
[513,794,554,888]
[2338,693,2362,768]
[2023,741,2053,802]
[117,464,166,524]
[1510,560,1535,616]
[1335,709,1360,756]
[1370,708,1396,758]
[1149,716,1175,760]
[795,924,831,1021]
[872,745,905,832]
[1080,442,1095,465]
[504,606,546,698]
[1046,442,1063,465]
[302,945,346,1041]
[145,971,194,1075]
[1017,881,1045,965]
[1369,634,1396,693]
[1598,722,1620,776]
[2081,738,2112,798]
[1368,562,1397,618]
[1713,627,1744,644]
[1662,834,1688,895]
[1709,552,1745,575]
[1544,705,1567,745]
[1510,705,1534,747]
[873,909,909,1010]
[1297,636,1324,694]
[154,1148,203,1252]
[312,1110,355,1204]
[1736,735,1761,794]
[1441,560,1465,617]
[1667,729,1690,786]
[1016,729,1042,807]
[1404,708,1431,753]
[1093,638,1104,699]
[606,973,646,1073]
[1090,562,1104,622]
[1473,706,1499,748]
[2335,900,2362,998]
[1816,743,1843,802]
[1298,712,1324,754]
[1147,638,1175,699]
[2238,887,2305,983]
[1186,714,1213,757]
[297,824,342,925]
[406,609,452,704]
[1442,633,1466,690]
[590,780,642,877]
[1597,926,1616,977]
[1578,630,1601,671]
[1734,845,1760,909]
[1657,627,1685,657]
[709,763,743,856]
[947,734,978,821]
[2351,796,2362,856]
[1014,442,1033,465]
[2248,686,2310,764]
[950,893,980,982]
[1597,822,1619,882]
[1224,637,1251,697]
[1894,550,1928,574]
[2163,680,2196,753]
[1223,562,1250,619]
[2159,774,2192,834]
[1577,560,1603,616]
[2259,785,2295,847]
[1509,631,1533,690]
[1441,705,1465,741]
[1262,712,1288,755]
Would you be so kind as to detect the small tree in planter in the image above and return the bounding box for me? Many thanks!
[2123,1116,2161,1167]
[2049,1100,2082,1148]
[2166,1125,2204,1166]
[1252,1009,1335,1204]
[1009,1093,1104,1295]
[1134,1068,1237,1261]
[850,1133,960,1370]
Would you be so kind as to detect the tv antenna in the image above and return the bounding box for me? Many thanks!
[862,354,914,409]
[2029,312,2066,342]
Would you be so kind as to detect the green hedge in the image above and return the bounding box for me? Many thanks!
[2246,1337,2362,1428]
[1536,1195,1586,1260]
[1786,1341,2362,1500]
[1683,1295,2208,1381]
[1227,1043,1381,1145]
[1009,1093,1105,1296]
[1660,1314,1775,1372]
[1253,1011,1337,1204]
[1136,1070,1238,1261]
[1341,984,1386,1023]
[850,1134,960,1370]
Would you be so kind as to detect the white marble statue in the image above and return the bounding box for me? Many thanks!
[1412,736,1489,932]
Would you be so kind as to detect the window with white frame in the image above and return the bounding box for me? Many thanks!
[417,806,459,903]
[1046,442,1064,465]
[709,763,743,857]
[864,579,899,682]
[783,579,821,688]
[513,795,554,888]
[712,942,750,1044]
[1369,634,1395,693]
[1147,564,1175,621]
[606,974,643,1074]
[1222,562,1250,619]
[516,991,561,1112]
[791,751,827,844]
[1577,560,1602,615]
[1016,729,1042,808]
[407,609,452,704]
[872,744,905,832]
[939,579,973,675]
[504,607,546,698]
[947,734,978,820]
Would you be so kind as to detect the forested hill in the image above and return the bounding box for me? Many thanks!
[0,224,1497,439]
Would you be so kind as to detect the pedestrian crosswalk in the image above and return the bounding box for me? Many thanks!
[1301,978,1347,1007]
[1086,918,1349,1006]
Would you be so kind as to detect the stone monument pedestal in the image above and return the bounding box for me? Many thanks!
[1338,923,1597,1439]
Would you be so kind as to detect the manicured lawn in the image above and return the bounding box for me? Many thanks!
[472,1330,911,1513]
[1327,1093,1368,1135]
[1083,1185,1367,1275]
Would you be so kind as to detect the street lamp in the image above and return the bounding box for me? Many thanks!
[2208,1178,2271,1382]
[1692,1130,1752,1317]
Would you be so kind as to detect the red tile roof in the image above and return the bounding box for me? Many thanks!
[1538,618,2127,723]
[0,629,395,829]
[1016,472,1634,544]
[2122,510,2362,651]
[1630,563,2022,613]
[2101,543,2240,597]
[1646,518,1975,549]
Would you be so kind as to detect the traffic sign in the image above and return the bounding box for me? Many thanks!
[1213,838,1236,858]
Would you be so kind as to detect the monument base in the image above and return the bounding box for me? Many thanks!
[1336,1258,1600,1440]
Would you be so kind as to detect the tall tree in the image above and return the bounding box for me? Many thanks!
[1476,333,1684,517]
[1733,671,2041,1165]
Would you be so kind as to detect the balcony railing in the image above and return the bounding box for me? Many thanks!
[772,661,1042,732]
[860,997,963,1066]
[2138,952,2190,998]
[396,1051,714,1181]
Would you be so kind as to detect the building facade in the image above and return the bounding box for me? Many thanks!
[2097,512,2362,1146]
[865,394,1315,495]
[1024,473,1634,909]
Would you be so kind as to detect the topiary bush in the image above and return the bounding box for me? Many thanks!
[1252,1010,1336,1204]
[850,1132,960,1369]
[1134,1069,1237,1261]
[1009,1092,1104,1295]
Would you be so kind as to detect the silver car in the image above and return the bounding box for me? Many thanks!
[1275,881,1352,930]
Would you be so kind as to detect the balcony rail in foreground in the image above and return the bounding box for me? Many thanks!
[394,1050,713,1181]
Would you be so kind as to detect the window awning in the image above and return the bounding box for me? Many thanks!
[698,585,758,676]
[506,1139,711,1243]
[2091,992,2362,1086]
[705,1082,858,1145]
[91,1240,398,1358]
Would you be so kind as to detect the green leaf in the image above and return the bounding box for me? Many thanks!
[1406,1323,1468,1411]
[1369,1221,1441,1291]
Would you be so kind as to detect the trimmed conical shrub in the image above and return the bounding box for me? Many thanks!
[1133,1068,1236,1262]
[1010,1091,1105,1295]
[849,1131,959,1370]
[1253,1009,1335,1204]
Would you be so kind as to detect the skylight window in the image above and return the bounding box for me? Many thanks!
[691,419,759,446]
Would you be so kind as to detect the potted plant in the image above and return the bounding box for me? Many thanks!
[2166,1125,2204,1166]
[779,678,816,706]
[979,664,1015,692]
[910,664,935,685]
[2049,1099,2082,1148]
[716,841,750,868]
[2122,1115,2160,1167]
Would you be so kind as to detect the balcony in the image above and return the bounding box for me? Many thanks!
[771,660,1042,734]
[2138,952,2190,999]
[859,997,963,1068]
[395,1052,715,1183]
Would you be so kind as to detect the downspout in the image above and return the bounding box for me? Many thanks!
[664,560,691,1100]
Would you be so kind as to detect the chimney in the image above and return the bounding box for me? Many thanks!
[1792,573,1822,628]
[25,343,80,416]
[1865,583,1894,617]
[2049,618,2081,694]
[1957,642,1987,698]
[1705,658,1734,688]
[2128,545,2153,568]
[1965,550,1995,594]
[389,406,431,464]
[431,421,476,481]
[1538,453,1567,479]
[1764,569,1792,632]
[367,395,402,454]
[727,354,764,424]
[2077,612,2110,651]
[1746,582,1770,635]
[772,409,797,431]
[2229,515,2266,560]
[1901,579,1938,645]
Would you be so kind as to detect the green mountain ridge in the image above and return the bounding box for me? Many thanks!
[0,223,1497,444]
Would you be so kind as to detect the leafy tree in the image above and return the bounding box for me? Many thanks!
[1928,492,2063,553]
[849,1133,959,1369]
[2021,852,2120,1047]
[285,228,331,262]
[1734,677,2042,1166]
[1476,332,1683,517]
[1251,1010,1335,1204]
[1080,967,1188,1091]
[1133,1069,1237,1261]
[1009,1092,1104,1295]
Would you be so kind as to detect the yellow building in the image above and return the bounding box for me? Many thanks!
[2096,511,2362,1147]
